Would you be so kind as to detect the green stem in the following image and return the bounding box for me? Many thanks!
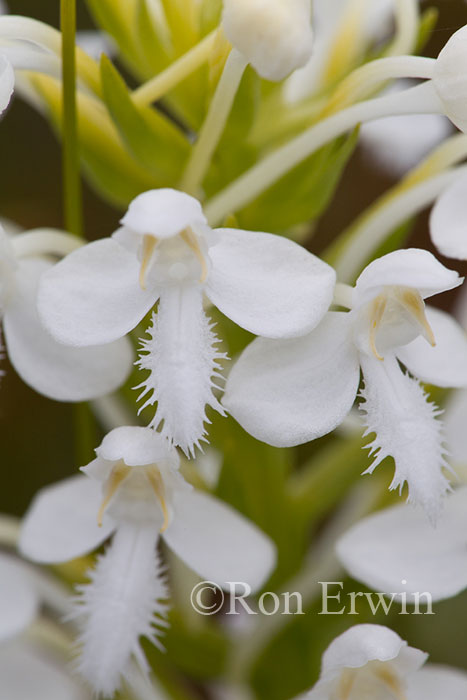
[60,0,83,236]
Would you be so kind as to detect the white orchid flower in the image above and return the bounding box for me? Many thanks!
[432,25,467,135]
[0,553,88,700]
[19,426,277,697]
[299,624,467,700]
[224,249,467,519]
[221,0,313,81]
[430,171,467,260]
[360,82,451,177]
[37,188,335,454]
[336,486,467,604]
[285,0,401,102]
[0,226,133,401]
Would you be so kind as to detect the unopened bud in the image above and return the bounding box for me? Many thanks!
[433,25,467,133]
[222,0,313,82]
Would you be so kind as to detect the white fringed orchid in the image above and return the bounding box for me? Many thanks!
[360,82,451,177]
[37,188,335,454]
[299,624,467,700]
[337,487,467,604]
[285,0,404,101]
[430,171,467,260]
[19,426,277,697]
[0,226,133,400]
[224,249,467,519]
[0,553,87,700]
[221,0,313,81]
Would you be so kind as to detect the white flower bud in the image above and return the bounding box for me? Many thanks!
[433,25,467,133]
[221,0,313,81]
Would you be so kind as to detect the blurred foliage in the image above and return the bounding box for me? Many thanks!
[1,1,467,699]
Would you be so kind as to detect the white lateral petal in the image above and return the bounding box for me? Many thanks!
[19,475,115,564]
[396,306,467,388]
[408,664,467,700]
[0,556,38,642]
[206,228,335,338]
[3,258,134,401]
[0,53,14,114]
[164,489,276,593]
[37,238,157,346]
[430,175,467,260]
[336,488,467,602]
[0,641,87,700]
[223,313,360,447]
[354,249,462,308]
[120,189,207,239]
[95,426,180,468]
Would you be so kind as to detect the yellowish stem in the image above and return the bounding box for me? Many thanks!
[132,30,218,107]
[180,48,248,195]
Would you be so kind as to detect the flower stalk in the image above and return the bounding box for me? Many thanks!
[204,81,443,225]
[180,48,248,195]
[60,0,83,237]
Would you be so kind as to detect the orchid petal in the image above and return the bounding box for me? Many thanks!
[120,189,207,239]
[336,488,467,602]
[444,389,467,468]
[308,624,426,699]
[3,258,134,401]
[206,227,335,338]
[95,425,180,468]
[430,174,467,260]
[19,475,115,564]
[0,641,86,700]
[359,353,450,521]
[408,664,467,700]
[361,110,451,177]
[136,285,226,456]
[320,624,426,675]
[0,556,38,642]
[0,53,14,114]
[354,249,462,308]
[223,313,360,447]
[72,524,168,697]
[164,489,276,593]
[37,239,157,346]
[397,306,467,388]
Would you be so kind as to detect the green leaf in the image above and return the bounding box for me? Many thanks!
[157,609,229,679]
[211,414,306,588]
[136,0,173,75]
[200,0,222,34]
[85,0,145,77]
[30,74,159,208]
[100,55,190,184]
[236,128,359,232]
[416,8,439,54]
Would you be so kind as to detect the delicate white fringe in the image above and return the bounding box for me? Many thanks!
[359,353,451,522]
[69,524,169,698]
[136,284,227,457]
